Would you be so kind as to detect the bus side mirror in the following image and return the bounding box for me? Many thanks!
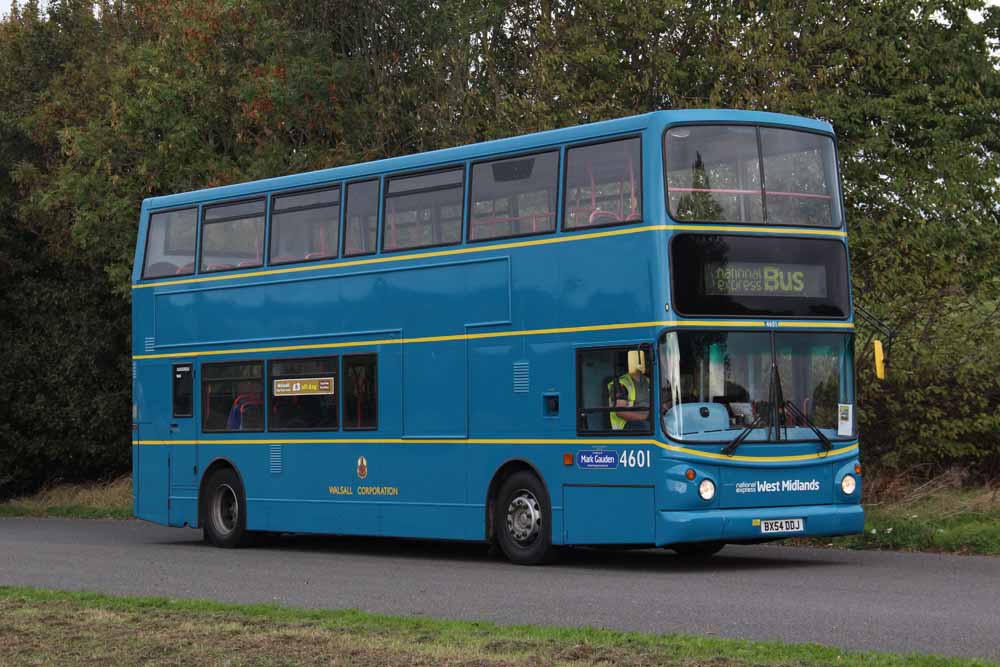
[873,339,886,380]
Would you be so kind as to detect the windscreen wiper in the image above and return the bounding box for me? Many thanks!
[770,361,787,443]
[723,363,778,456]
[783,400,834,452]
[721,407,769,457]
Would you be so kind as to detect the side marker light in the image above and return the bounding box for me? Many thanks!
[563,453,573,466]
[685,469,696,480]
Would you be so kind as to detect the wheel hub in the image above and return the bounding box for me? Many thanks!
[506,490,541,545]
[212,483,239,535]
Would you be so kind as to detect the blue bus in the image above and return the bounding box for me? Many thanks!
[131,109,863,564]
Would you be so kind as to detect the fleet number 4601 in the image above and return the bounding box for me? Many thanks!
[619,449,652,468]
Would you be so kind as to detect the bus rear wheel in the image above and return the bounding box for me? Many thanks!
[495,471,554,565]
[203,468,250,548]
[670,541,725,559]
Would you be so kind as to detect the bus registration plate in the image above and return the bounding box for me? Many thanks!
[760,518,804,534]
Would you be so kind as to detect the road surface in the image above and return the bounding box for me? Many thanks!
[1,518,998,659]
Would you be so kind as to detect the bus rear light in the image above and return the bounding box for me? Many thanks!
[698,479,716,501]
[841,474,857,495]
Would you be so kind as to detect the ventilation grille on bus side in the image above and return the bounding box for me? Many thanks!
[269,445,283,475]
[513,361,530,393]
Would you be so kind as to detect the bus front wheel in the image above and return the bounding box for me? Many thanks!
[495,471,554,565]
[203,468,250,548]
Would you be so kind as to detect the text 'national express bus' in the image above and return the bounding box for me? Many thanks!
[132,109,864,564]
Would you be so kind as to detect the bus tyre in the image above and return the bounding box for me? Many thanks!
[203,468,250,548]
[495,471,554,565]
[671,541,725,559]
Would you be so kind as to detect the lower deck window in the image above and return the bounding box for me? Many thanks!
[270,357,339,431]
[343,354,377,429]
[172,364,193,418]
[577,346,652,434]
[202,362,263,432]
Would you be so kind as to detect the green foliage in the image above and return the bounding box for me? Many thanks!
[815,486,1000,555]
[1,0,998,496]
[673,154,727,221]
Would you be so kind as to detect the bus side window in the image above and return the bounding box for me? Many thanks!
[383,168,464,251]
[172,364,194,418]
[343,354,377,430]
[201,199,266,272]
[202,361,264,432]
[576,346,652,434]
[564,137,642,230]
[269,356,339,431]
[143,208,197,279]
[469,150,559,241]
[270,187,340,265]
[344,179,379,257]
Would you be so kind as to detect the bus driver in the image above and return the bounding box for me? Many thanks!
[608,350,650,431]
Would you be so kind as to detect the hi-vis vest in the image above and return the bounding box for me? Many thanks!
[608,373,640,430]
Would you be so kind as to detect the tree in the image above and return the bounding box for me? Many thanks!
[1,0,998,496]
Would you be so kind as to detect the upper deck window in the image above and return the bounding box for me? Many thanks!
[270,187,340,265]
[760,128,843,227]
[344,180,379,257]
[665,125,842,227]
[383,168,464,251]
[469,151,559,241]
[200,199,266,272]
[142,208,197,279]
[564,137,642,229]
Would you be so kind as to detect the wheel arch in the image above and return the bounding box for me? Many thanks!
[484,458,550,542]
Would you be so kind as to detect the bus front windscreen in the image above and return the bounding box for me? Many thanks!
[659,331,854,443]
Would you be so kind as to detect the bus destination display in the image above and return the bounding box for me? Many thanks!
[704,262,828,298]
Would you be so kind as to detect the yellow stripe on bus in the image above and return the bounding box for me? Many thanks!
[132,223,847,290]
[132,437,858,463]
[132,319,854,360]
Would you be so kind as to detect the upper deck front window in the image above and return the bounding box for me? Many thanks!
[665,125,843,228]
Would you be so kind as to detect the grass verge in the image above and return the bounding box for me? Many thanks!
[801,474,1000,555]
[0,586,995,666]
[0,476,132,519]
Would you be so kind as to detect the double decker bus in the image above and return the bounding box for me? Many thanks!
[132,109,863,564]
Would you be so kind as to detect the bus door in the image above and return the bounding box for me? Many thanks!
[168,362,199,521]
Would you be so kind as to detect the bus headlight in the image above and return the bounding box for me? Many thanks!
[698,479,716,501]
[841,474,857,495]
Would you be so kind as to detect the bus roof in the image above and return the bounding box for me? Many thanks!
[143,109,834,212]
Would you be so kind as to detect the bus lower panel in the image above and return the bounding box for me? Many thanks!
[656,503,863,546]
[168,495,198,528]
[246,499,485,541]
